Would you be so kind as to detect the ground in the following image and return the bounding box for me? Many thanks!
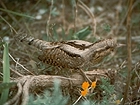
[0,0,140,105]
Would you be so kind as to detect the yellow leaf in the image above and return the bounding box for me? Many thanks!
[91,81,96,89]
[82,82,89,90]
[81,89,88,97]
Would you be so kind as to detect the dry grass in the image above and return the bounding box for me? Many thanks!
[0,0,140,104]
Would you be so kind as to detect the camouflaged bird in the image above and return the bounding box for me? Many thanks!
[16,34,117,70]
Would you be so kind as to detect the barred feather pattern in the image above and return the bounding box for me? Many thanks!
[16,34,117,69]
[38,48,85,69]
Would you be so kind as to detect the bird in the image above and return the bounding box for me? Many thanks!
[16,33,117,82]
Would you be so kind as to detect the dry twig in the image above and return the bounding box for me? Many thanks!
[46,0,54,37]
[5,69,116,105]
[78,0,96,36]
[122,0,134,104]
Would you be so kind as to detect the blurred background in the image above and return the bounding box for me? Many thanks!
[0,0,140,104]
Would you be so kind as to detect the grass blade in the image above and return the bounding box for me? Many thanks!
[0,8,35,19]
[0,42,10,104]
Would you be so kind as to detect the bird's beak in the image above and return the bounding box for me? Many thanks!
[117,43,126,48]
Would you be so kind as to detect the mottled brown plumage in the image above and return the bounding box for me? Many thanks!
[16,34,117,70]
[38,48,84,69]
[16,34,118,83]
